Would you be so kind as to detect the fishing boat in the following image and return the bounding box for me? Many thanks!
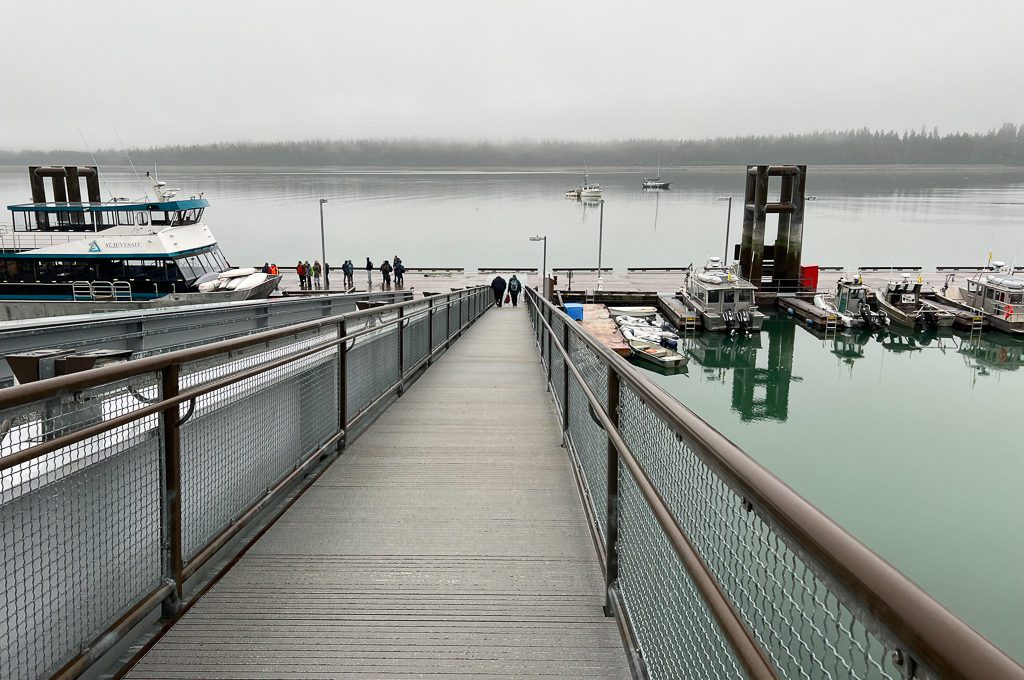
[875,275,954,330]
[939,263,1024,335]
[0,166,280,321]
[677,257,765,333]
[579,172,603,199]
[641,153,670,190]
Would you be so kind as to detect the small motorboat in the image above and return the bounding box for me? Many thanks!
[876,275,955,330]
[626,338,687,368]
[813,293,855,328]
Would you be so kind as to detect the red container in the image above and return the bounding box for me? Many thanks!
[800,265,819,291]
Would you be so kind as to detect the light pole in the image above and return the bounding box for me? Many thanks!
[529,236,547,290]
[716,196,732,263]
[597,198,605,291]
[318,198,328,288]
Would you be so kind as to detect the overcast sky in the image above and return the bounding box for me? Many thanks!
[1,1,1021,150]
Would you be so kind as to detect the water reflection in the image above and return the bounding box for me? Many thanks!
[671,314,1024,421]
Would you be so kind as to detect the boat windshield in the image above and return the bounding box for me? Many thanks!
[175,247,228,282]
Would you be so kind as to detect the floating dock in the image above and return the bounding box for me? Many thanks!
[656,294,699,331]
[776,295,838,330]
[579,303,630,356]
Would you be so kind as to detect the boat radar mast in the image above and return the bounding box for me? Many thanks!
[146,170,180,201]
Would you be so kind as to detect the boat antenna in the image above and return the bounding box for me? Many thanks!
[75,124,116,202]
[114,128,150,201]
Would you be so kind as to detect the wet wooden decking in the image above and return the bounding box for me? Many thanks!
[127,306,629,679]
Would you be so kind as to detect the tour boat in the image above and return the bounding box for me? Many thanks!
[0,166,280,321]
[579,172,603,199]
[677,257,765,333]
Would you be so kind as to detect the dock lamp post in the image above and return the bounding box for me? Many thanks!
[716,196,732,263]
[597,198,605,291]
[318,198,329,288]
[529,236,547,291]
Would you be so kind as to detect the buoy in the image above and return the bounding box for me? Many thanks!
[787,307,794,315]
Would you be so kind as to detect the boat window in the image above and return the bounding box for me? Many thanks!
[95,260,126,281]
[968,281,979,293]
[724,290,735,304]
[1011,294,1024,304]
[986,288,995,300]
[116,211,134,226]
[738,290,752,302]
[151,211,172,226]
[135,212,149,226]
[707,290,720,304]
[176,257,196,280]
[195,208,204,222]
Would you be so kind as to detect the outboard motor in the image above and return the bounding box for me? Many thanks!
[722,309,736,334]
[737,308,751,334]
[858,302,875,327]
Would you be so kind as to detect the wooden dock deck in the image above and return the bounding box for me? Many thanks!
[127,306,629,679]
[579,303,629,356]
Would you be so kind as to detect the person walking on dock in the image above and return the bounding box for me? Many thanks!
[365,258,374,287]
[491,274,507,307]
[313,260,323,289]
[380,258,393,287]
[507,274,522,307]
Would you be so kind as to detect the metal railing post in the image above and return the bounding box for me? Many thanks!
[338,318,348,447]
[427,296,434,364]
[604,367,621,616]
[458,290,464,334]
[562,320,571,433]
[159,364,183,620]
[397,307,405,396]
[545,305,553,386]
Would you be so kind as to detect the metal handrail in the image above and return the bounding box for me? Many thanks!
[1,286,492,680]
[524,286,1024,680]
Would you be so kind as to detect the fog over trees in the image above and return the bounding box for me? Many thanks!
[2,125,1022,167]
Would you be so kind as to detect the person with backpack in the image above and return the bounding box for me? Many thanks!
[365,258,374,286]
[380,258,393,287]
[490,275,507,307]
[507,274,523,307]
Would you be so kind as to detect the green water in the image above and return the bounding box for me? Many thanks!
[645,316,1024,661]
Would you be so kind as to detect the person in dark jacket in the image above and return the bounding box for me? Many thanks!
[491,275,507,307]
[380,258,393,287]
[507,274,523,307]
[342,260,354,289]
[365,258,374,286]
[394,259,405,286]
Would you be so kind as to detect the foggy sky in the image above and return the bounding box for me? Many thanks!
[2,1,1021,150]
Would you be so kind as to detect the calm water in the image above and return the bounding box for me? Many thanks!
[2,165,1023,659]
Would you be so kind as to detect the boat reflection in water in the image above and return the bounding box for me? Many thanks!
[959,332,1024,378]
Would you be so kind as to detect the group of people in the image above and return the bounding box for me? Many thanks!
[294,260,329,290]
[260,262,280,276]
[281,255,408,292]
[365,255,406,288]
[490,274,523,307]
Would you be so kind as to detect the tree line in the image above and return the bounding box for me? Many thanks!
[3,124,1023,167]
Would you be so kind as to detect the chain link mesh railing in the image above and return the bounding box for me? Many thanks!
[0,287,490,680]
[526,287,1021,680]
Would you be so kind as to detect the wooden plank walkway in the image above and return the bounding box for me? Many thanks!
[128,306,629,679]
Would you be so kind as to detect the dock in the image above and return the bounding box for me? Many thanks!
[776,295,838,330]
[578,303,629,356]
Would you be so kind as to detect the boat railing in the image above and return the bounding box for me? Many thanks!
[0,229,91,252]
[524,285,1023,680]
[0,286,493,679]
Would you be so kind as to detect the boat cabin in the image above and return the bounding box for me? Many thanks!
[835,278,871,315]
[962,273,1024,323]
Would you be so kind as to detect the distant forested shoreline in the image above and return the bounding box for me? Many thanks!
[3,125,1022,167]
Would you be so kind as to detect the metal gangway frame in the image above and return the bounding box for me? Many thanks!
[0,286,492,679]
[524,286,1023,680]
